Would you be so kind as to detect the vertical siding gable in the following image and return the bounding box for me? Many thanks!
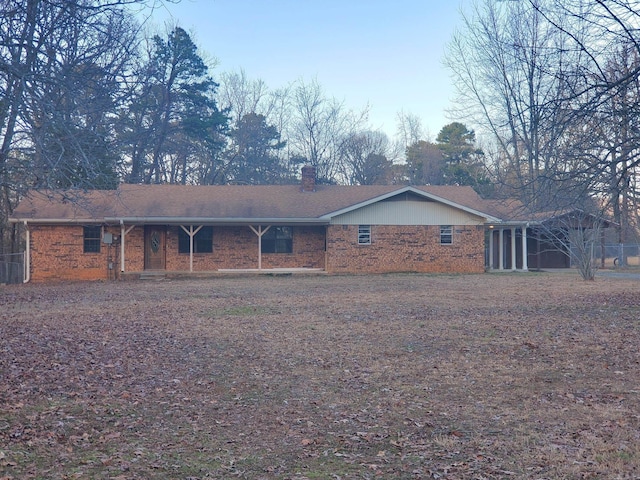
[330,197,486,225]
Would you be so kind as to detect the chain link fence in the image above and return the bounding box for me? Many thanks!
[583,243,640,268]
[0,253,24,284]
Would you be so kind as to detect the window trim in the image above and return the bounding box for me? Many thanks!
[83,225,102,253]
[358,225,371,245]
[440,225,453,245]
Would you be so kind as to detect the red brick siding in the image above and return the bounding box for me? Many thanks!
[165,226,257,271]
[326,224,485,274]
[28,223,483,281]
[261,226,325,269]
[164,225,325,270]
[29,225,116,281]
[123,226,145,272]
[28,225,326,281]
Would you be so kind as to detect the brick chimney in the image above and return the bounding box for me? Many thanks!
[301,165,316,192]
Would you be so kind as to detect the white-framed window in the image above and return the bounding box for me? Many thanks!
[440,225,453,244]
[358,225,371,245]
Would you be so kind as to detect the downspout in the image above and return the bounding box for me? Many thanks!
[23,221,30,283]
[119,221,136,273]
[120,220,125,273]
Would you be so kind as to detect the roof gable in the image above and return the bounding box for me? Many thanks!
[321,186,501,222]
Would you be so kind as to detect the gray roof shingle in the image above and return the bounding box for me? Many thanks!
[10,184,507,223]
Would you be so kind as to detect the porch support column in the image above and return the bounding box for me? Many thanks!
[120,222,136,273]
[498,228,504,270]
[488,227,494,270]
[180,225,203,273]
[521,225,528,271]
[511,227,517,271]
[249,225,271,270]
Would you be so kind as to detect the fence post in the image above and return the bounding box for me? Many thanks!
[618,243,624,268]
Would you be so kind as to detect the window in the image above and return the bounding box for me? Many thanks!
[262,226,293,253]
[178,226,213,253]
[83,226,101,253]
[358,225,371,245]
[440,225,453,244]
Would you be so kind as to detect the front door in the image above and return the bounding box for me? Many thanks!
[144,226,166,270]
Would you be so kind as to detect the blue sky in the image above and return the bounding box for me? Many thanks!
[145,0,468,139]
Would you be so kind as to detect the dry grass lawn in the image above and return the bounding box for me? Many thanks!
[1,271,639,479]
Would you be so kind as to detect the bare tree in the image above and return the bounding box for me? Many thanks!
[0,0,147,253]
[338,130,393,185]
[535,210,606,280]
[394,110,427,159]
[218,70,271,126]
[287,78,368,184]
[444,0,640,278]
[404,141,446,185]
[445,0,582,209]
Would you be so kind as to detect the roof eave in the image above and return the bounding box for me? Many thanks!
[9,217,106,224]
[105,217,330,225]
[486,220,542,227]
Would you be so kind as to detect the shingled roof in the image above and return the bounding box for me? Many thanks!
[10,183,505,224]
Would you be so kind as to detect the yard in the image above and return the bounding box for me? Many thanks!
[1,271,639,479]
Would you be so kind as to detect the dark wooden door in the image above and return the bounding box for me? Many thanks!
[144,226,166,270]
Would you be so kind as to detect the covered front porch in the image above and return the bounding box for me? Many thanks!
[113,220,328,276]
[486,223,530,271]
[486,223,576,271]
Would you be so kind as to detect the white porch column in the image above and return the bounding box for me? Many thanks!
[180,225,203,273]
[249,225,271,270]
[488,228,494,270]
[498,228,504,270]
[521,225,528,271]
[120,223,135,273]
[511,227,517,271]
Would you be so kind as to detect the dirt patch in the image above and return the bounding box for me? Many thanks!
[1,272,639,479]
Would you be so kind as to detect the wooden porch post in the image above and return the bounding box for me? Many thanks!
[180,225,203,272]
[511,227,517,271]
[521,225,528,271]
[120,223,136,273]
[498,228,504,270]
[488,228,494,270]
[249,225,271,270]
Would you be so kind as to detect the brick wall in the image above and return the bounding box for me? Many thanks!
[326,224,485,274]
[28,224,326,281]
[123,226,144,271]
[28,223,484,281]
[29,225,114,281]
[261,226,325,269]
[165,226,258,271]
[165,225,325,270]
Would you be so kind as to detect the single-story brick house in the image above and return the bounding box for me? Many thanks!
[10,167,575,282]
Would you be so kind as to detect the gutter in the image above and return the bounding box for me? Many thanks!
[10,216,331,226]
[104,217,330,225]
[9,218,104,224]
[486,220,541,228]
